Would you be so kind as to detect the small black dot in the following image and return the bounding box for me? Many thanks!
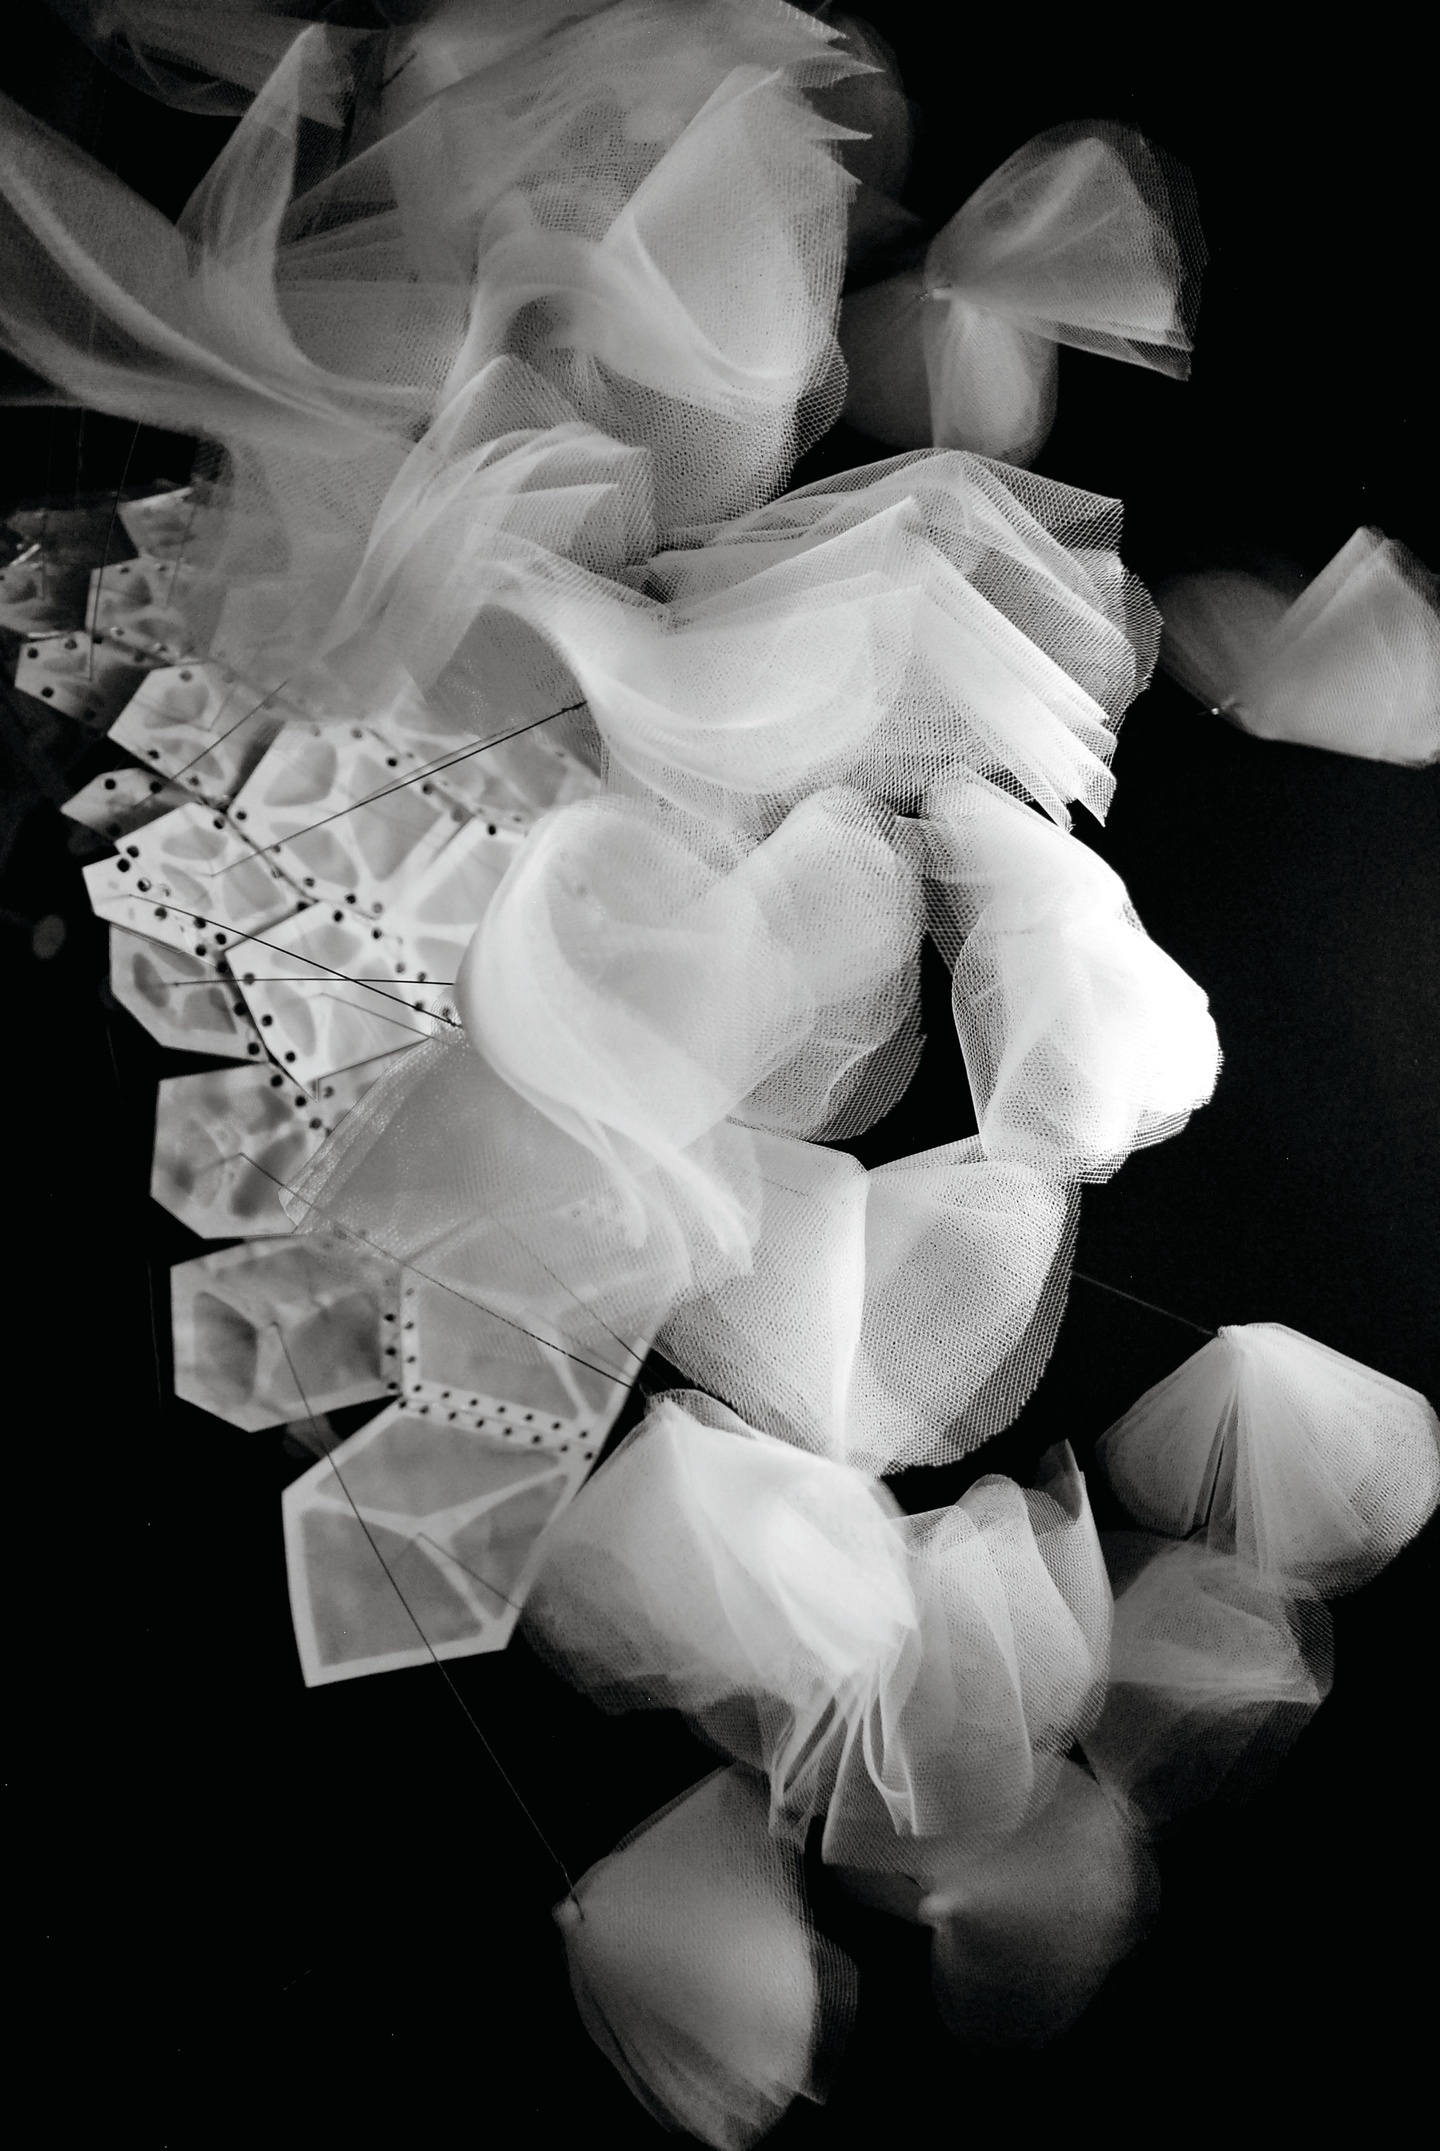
[260,1014,273,1027]
[283,1051,295,1062]
[247,1042,260,1055]
[235,809,247,821]
[116,858,131,873]
[242,972,255,985]
[103,778,117,792]
[232,1001,245,1015]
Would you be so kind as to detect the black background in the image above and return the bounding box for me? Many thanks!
[7,4,1438,2138]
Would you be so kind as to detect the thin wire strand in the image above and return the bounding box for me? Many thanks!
[1071,1268,1216,1340]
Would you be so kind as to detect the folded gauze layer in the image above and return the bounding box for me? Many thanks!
[526,1397,1110,1861]
[840,121,1203,465]
[456,788,924,1258]
[1158,529,1440,765]
[555,1764,857,2151]
[0,4,861,682]
[658,1129,1077,1471]
[1096,1324,1440,1595]
[920,776,1221,1181]
[1083,1534,1333,1825]
[488,450,1159,831]
[822,1443,1112,1871]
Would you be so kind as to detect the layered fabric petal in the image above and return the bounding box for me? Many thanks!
[1097,1324,1440,1594]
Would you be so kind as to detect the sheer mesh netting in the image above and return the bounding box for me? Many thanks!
[1158,529,1440,765]
[840,120,1205,463]
[8,2,1437,2131]
[1096,1325,1440,1595]
[526,1395,1110,1859]
[918,776,1222,1181]
[1083,1535,1334,1825]
[555,1764,857,2151]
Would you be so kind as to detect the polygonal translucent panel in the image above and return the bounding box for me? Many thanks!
[377,818,522,996]
[0,549,88,633]
[86,553,211,660]
[282,1401,588,1684]
[172,1233,399,1432]
[110,925,267,1060]
[398,1269,648,1461]
[82,800,303,961]
[227,722,466,915]
[62,766,190,841]
[151,1060,392,1241]
[229,906,444,1085]
[370,701,601,830]
[13,627,159,728]
[110,661,288,806]
[116,486,195,560]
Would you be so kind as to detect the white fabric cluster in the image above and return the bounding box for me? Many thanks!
[4,6,1437,2144]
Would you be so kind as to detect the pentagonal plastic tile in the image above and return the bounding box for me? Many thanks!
[229,904,445,1084]
[86,554,211,660]
[172,1233,400,1432]
[82,800,304,961]
[0,549,89,633]
[227,721,465,915]
[110,662,289,806]
[62,767,190,842]
[151,1061,390,1241]
[110,925,268,1060]
[116,486,196,561]
[282,1401,589,1684]
[13,627,160,728]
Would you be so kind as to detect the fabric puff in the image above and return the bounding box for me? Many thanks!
[456,788,924,1259]
[1096,1323,1440,1596]
[919,1758,1157,2046]
[823,1444,1112,1871]
[524,1390,916,1835]
[503,449,1157,833]
[526,1400,1110,1871]
[366,0,861,531]
[555,1764,857,2150]
[921,775,1221,1181]
[1083,1534,1333,1826]
[839,121,1203,464]
[1159,530,1440,766]
[658,1128,1077,1472]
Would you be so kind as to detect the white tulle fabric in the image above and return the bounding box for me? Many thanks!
[1096,1324,1440,1595]
[919,1759,1156,2045]
[658,1130,1077,1471]
[1084,1534,1333,1825]
[1159,530,1440,765]
[555,1764,856,2150]
[526,1396,1111,1869]
[456,788,924,1256]
[473,450,1157,833]
[0,6,860,680]
[920,777,1221,1181]
[840,122,1203,463]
